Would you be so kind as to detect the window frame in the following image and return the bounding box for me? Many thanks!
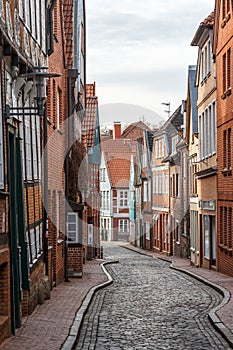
[67,213,80,243]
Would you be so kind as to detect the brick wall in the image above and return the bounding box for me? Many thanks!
[46,0,70,290]
[0,316,10,345]
[27,258,48,315]
[0,249,11,343]
[67,246,83,276]
[216,5,233,277]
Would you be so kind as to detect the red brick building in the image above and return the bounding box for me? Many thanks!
[82,83,101,260]
[213,0,233,276]
[63,0,87,277]
[0,0,50,342]
[0,0,89,344]
[191,12,217,270]
[46,0,67,289]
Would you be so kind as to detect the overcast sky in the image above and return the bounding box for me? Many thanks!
[86,0,215,126]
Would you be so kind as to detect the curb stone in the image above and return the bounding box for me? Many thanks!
[170,262,233,349]
[121,244,233,349]
[60,260,119,350]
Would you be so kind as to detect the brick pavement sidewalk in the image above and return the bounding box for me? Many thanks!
[122,242,233,348]
[0,259,108,350]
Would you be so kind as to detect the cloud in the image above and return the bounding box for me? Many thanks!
[86,0,215,122]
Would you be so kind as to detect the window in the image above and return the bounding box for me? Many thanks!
[24,113,32,180]
[24,0,31,29]
[0,0,4,19]
[199,101,216,159]
[165,175,169,195]
[30,0,36,37]
[32,116,38,179]
[57,88,61,129]
[88,224,93,245]
[201,40,211,81]
[227,48,231,89]
[146,222,150,240]
[171,173,180,197]
[41,0,46,52]
[67,213,80,243]
[176,173,180,197]
[155,138,165,159]
[36,116,42,180]
[223,127,232,175]
[143,181,148,202]
[142,153,147,168]
[57,193,60,239]
[153,173,169,195]
[222,0,230,20]
[190,210,198,253]
[29,223,42,264]
[222,49,231,97]
[0,79,4,188]
[220,206,232,249]
[212,101,216,153]
[106,191,109,209]
[100,191,110,210]
[119,219,128,233]
[190,164,198,195]
[6,1,13,37]
[204,215,210,259]
[36,0,41,44]
[171,134,179,154]
[119,191,128,207]
[100,168,106,182]
[223,52,226,93]
[203,200,216,210]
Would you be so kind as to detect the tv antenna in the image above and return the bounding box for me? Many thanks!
[161,102,170,118]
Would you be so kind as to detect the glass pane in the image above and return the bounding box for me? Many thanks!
[68,214,76,223]
[68,224,76,231]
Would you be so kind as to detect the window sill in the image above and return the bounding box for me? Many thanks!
[219,244,232,255]
[222,167,232,176]
[0,316,9,328]
[221,19,226,28]
[222,88,231,99]
[226,12,231,22]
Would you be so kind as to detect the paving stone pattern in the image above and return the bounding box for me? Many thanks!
[75,244,231,350]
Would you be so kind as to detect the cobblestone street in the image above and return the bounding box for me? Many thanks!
[74,243,231,350]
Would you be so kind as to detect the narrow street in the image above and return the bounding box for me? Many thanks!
[74,243,231,350]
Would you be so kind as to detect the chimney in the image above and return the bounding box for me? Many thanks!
[113,121,121,139]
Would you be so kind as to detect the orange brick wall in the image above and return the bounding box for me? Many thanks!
[216,4,233,276]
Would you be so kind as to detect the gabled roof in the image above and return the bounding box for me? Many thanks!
[154,105,183,136]
[86,82,96,98]
[82,83,101,164]
[63,0,73,67]
[191,11,215,46]
[145,130,154,154]
[107,158,130,188]
[82,96,98,147]
[185,65,198,143]
[101,138,137,160]
[121,121,152,139]
[188,65,198,134]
